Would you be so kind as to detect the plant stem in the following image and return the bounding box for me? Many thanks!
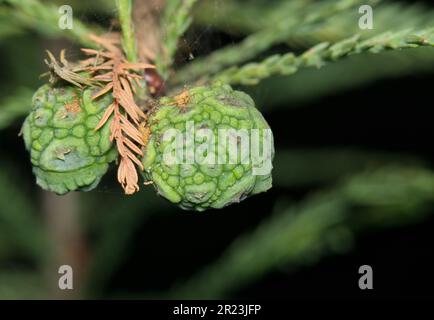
[42,192,89,299]
[157,0,198,79]
[117,0,137,62]
[132,0,165,62]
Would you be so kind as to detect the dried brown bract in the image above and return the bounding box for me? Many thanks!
[43,50,95,88]
[79,34,156,195]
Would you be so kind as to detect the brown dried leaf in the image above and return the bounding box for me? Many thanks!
[79,34,155,195]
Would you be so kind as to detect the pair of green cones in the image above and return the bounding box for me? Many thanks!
[22,83,274,211]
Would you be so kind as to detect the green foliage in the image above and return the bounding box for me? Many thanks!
[117,0,137,62]
[273,149,426,188]
[0,87,34,129]
[247,47,434,107]
[172,0,372,86]
[157,0,198,79]
[2,0,434,299]
[194,0,434,47]
[0,9,25,40]
[0,271,47,299]
[2,0,101,47]
[168,166,434,299]
[0,167,48,264]
[83,188,171,297]
[214,28,434,85]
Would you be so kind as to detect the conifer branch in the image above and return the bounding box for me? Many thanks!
[214,28,434,85]
[156,0,198,79]
[168,165,434,299]
[3,0,100,48]
[171,0,373,85]
[193,0,434,48]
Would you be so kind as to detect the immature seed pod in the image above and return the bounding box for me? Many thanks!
[22,84,117,194]
[142,83,274,211]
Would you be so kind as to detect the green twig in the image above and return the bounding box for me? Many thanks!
[214,28,434,85]
[245,47,434,108]
[157,0,198,79]
[117,0,137,62]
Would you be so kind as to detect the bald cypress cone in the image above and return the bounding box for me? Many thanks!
[22,84,117,194]
[142,83,274,211]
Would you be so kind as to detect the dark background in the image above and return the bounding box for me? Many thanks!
[106,73,434,299]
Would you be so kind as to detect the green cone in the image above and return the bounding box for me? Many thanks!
[142,83,274,211]
[22,84,117,194]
